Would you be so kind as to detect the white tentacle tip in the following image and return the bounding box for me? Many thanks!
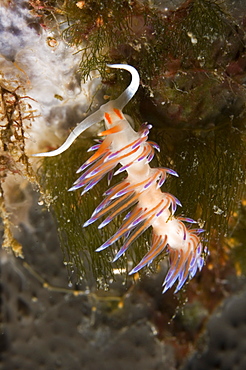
[32,151,57,157]
[32,152,49,157]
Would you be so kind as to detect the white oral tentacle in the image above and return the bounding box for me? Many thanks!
[32,64,139,157]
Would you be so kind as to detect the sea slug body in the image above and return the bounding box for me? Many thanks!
[33,64,205,293]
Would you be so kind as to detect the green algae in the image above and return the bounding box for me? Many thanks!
[31,0,246,288]
[39,135,153,288]
[151,122,246,263]
[31,0,245,130]
[39,118,246,287]
[59,0,232,81]
[59,0,245,129]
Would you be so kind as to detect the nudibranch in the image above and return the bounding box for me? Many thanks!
[33,64,205,293]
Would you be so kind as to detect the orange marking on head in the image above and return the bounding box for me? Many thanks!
[98,124,122,136]
[104,112,112,125]
[113,108,123,120]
